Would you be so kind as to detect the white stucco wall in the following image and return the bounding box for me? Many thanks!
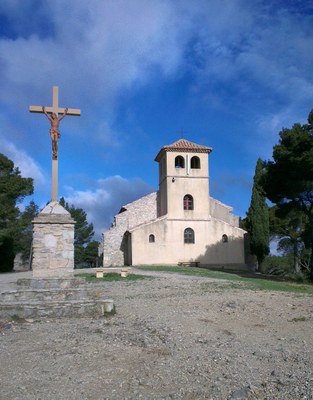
[130,217,246,266]
[158,151,210,219]
[209,197,240,226]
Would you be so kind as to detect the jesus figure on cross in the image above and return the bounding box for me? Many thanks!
[43,106,68,160]
[29,86,80,202]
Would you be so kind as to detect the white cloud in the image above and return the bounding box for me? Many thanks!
[1,1,312,111]
[93,120,123,147]
[257,109,297,138]
[1,1,312,149]
[0,0,195,157]
[0,136,45,184]
[187,1,313,108]
[0,1,188,107]
[64,175,154,239]
[252,105,312,162]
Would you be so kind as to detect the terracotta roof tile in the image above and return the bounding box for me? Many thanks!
[155,139,212,161]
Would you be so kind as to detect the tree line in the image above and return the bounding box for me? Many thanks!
[245,109,313,281]
[0,154,99,273]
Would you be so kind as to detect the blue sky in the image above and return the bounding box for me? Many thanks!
[0,0,313,239]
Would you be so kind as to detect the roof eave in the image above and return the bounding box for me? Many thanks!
[155,145,212,162]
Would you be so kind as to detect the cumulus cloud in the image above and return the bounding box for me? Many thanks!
[0,1,187,107]
[0,135,45,184]
[0,0,196,159]
[64,175,154,239]
[0,1,312,146]
[187,1,313,112]
[1,1,312,110]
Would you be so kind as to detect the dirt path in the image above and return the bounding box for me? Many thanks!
[0,270,313,399]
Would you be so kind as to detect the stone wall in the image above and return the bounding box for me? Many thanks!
[13,253,30,271]
[120,192,158,229]
[102,192,157,266]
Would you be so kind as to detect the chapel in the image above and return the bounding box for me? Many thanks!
[101,139,247,268]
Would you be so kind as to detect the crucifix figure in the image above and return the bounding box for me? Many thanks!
[29,86,81,202]
[42,106,68,160]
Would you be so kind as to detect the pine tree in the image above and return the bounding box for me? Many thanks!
[17,201,39,263]
[246,158,270,268]
[0,153,33,272]
[59,197,95,267]
[262,109,313,280]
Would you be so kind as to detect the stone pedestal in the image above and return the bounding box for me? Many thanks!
[32,201,75,278]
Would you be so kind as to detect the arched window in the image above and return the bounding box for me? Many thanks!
[184,228,195,244]
[183,194,194,210]
[175,155,185,168]
[191,156,200,169]
[222,234,228,243]
[149,234,155,243]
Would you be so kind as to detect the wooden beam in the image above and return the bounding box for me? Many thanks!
[29,106,81,116]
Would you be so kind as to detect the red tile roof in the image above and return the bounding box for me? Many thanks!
[155,139,212,161]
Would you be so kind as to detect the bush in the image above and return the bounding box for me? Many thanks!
[261,255,293,275]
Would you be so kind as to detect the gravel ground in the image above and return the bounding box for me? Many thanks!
[1,269,313,400]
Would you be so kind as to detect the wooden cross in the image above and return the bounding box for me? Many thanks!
[29,86,81,202]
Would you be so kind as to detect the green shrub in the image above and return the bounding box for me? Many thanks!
[261,255,292,275]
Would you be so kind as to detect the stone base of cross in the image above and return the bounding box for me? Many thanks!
[29,86,80,202]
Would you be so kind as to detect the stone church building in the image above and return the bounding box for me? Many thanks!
[101,139,247,268]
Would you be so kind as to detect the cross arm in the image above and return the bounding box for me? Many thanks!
[29,106,81,116]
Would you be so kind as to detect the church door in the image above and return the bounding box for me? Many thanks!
[123,231,132,266]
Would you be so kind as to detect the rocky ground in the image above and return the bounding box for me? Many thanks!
[0,269,313,400]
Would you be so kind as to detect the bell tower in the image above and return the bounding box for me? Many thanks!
[155,139,212,219]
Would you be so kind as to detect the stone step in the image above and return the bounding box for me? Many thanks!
[0,287,103,303]
[0,278,115,319]
[0,298,114,319]
[16,278,86,289]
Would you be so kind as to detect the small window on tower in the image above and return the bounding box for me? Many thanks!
[222,234,228,243]
[191,156,200,169]
[175,156,185,168]
[149,234,155,243]
[183,194,194,210]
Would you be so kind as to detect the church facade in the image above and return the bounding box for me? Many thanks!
[101,139,247,268]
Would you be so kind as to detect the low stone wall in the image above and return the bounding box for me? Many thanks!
[0,278,114,319]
